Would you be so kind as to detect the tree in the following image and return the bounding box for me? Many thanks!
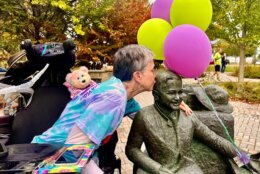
[74,0,150,68]
[0,19,21,53]
[106,0,150,46]
[213,39,256,57]
[71,0,116,67]
[207,0,260,82]
[0,0,151,69]
[0,0,72,49]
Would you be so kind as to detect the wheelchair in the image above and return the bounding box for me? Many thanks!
[0,39,121,174]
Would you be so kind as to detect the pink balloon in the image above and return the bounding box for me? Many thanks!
[164,24,212,78]
[151,0,174,23]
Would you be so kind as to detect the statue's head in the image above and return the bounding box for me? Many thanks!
[201,84,233,113]
[153,70,183,111]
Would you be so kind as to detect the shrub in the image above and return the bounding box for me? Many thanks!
[233,65,260,79]
[217,82,260,103]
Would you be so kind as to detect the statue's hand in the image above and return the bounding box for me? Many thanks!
[158,166,172,174]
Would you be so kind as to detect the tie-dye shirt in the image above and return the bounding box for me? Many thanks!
[32,76,127,146]
[124,98,141,119]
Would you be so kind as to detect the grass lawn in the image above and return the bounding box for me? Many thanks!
[206,64,238,73]
[207,64,260,79]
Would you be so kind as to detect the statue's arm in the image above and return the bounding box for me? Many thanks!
[192,114,237,158]
[126,112,162,174]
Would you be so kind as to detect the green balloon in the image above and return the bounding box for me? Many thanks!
[137,18,172,60]
[170,0,213,31]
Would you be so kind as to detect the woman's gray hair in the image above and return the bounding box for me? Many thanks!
[113,44,154,82]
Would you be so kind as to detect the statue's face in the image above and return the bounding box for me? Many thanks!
[158,76,183,111]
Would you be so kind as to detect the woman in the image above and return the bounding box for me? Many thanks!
[32,44,156,147]
[32,44,192,173]
[212,48,222,81]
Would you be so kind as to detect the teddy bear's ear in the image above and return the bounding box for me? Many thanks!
[66,73,72,82]
[79,66,88,73]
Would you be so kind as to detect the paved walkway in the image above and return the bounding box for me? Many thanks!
[116,88,260,174]
[202,72,260,83]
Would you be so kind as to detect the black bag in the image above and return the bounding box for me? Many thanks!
[5,39,76,86]
[20,39,76,71]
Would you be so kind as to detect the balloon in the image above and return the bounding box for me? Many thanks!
[164,24,212,78]
[170,0,212,31]
[151,0,174,23]
[137,18,172,60]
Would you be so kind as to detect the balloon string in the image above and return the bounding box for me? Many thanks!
[195,78,259,173]
[196,78,242,156]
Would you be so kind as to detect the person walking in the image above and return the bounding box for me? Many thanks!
[221,53,227,73]
[212,48,222,81]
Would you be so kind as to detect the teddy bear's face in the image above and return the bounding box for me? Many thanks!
[70,71,91,89]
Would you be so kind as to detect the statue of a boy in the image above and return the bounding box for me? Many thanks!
[126,70,238,174]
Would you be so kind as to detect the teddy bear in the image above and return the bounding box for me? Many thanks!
[64,66,98,99]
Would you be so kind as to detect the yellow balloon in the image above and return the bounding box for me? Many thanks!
[137,18,172,60]
[170,0,213,31]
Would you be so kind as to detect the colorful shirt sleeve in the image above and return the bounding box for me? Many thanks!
[124,98,141,117]
[75,92,126,146]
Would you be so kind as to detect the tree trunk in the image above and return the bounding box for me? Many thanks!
[252,54,257,65]
[238,45,246,82]
[34,24,41,42]
[238,25,247,83]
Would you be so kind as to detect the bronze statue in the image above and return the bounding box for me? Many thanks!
[126,70,238,174]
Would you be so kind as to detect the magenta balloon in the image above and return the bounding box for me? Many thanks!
[164,24,212,78]
[151,0,174,23]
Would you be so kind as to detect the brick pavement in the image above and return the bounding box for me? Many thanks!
[116,92,260,174]
[232,101,260,154]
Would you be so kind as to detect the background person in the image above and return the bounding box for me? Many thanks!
[221,53,227,73]
[211,48,222,81]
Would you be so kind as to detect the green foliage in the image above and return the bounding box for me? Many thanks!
[233,65,260,79]
[50,1,72,11]
[72,0,115,36]
[218,82,260,103]
[224,44,240,57]
[0,32,20,53]
[208,0,260,47]
[0,48,10,68]
[0,0,150,69]
[207,0,260,82]
[75,0,150,68]
[0,0,70,46]
[206,65,238,73]
[208,0,260,49]
[213,40,256,57]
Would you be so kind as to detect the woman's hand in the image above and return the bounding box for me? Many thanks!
[179,101,192,116]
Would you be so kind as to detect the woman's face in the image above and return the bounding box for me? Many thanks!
[139,61,156,91]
